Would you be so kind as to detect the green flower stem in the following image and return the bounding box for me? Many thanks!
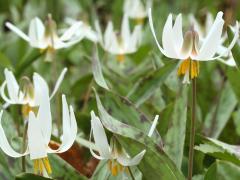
[187,77,196,180]
[128,167,136,180]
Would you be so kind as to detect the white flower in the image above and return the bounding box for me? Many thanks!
[124,0,152,22]
[65,17,98,43]
[0,68,67,107]
[189,12,237,67]
[149,9,239,83]
[5,15,83,50]
[89,111,159,176]
[95,15,142,62]
[0,94,77,177]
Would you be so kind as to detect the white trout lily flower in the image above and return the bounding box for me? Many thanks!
[0,95,77,177]
[149,9,239,83]
[0,68,67,109]
[95,15,142,62]
[90,111,159,176]
[6,15,83,60]
[124,0,152,24]
[65,17,98,43]
[189,12,237,67]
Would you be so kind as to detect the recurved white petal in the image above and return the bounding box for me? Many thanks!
[28,111,47,160]
[121,15,131,48]
[195,12,224,60]
[50,68,68,99]
[4,69,23,103]
[91,111,111,159]
[5,22,30,42]
[0,111,28,157]
[60,22,83,41]
[48,95,77,153]
[0,82,17,104]
[148,115,159,137]
[172,14,183,51]
[28,17,47,49]
[148,9,173,58]
[117,150,146,166]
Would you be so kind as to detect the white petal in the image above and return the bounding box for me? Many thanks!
[172,14,183,51]
[195,21,239,61]
[195,12,224,60]
[50,68,68,99]
[148,9,174,58]
[148,115,159,137]
[33,73,52,144]
[28,111,47,160]
[117,150,146,166]
[48,95,77,153]
[33,72,50,106]
[218,57,236,67]
[4,69,24,103]
[91,111,111,158]
[0,82,17,104]
[5,22,30,42]
[89,128,107,160]
[162,14,179,58]
[28,17,47,49]
[60,22,82,41]
[0,111,28,158]
[121,15,131,48]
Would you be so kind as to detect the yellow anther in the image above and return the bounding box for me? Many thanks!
[116,54,125,63]
[135,18,145,25]
[33,157,52,175]
[177,59,199,80]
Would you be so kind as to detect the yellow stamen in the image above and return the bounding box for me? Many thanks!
[111,163,118,176]
[108,160,124,176]
[116,54,125,63]
[33,157,52,175]
[177,59,199,80]
[135,18,145,25]
[21,104,38,119]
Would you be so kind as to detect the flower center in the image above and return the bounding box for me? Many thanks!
[134,18,145,25]
[177,59,199,79]
[33,157,52,175]
[108,159,124,176]
[116,54,125,62]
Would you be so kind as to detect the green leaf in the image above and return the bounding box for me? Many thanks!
[195,136,240,166]
[92,47,109,90]
[204,161,240,180]
[164,86,188,169]
[203,82,237,138]
[94,89,185,179]
[127,61,177,107]
[117,136,185,180]
[226,67,240,101]
[15,173,52,180]
[0,51,12,68]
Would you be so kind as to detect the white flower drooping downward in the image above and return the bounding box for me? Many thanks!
[89,111,159,176]
[0,68,67,110]
[0,94,77,177]
[95,15,142,62]
[149,9,239,83]
[5,14,83,61]
[124,0,152,24]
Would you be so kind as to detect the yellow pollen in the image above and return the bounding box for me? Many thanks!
[21,104,38,119]
[116,54,125,63]
[135,18,145,25]
[177,59,199,79]
[33,157,52,175]
[108,160,124,176]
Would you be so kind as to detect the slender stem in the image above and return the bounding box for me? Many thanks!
[127,167,135,180]
[21,122,28,172]
[187,77,196,180]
